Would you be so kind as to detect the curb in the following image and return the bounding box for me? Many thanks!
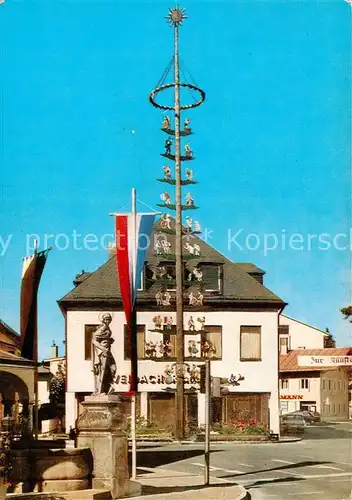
[129,438,302,445]
[128,484,248,500]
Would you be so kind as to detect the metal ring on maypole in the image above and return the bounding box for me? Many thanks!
[149,82,206,111]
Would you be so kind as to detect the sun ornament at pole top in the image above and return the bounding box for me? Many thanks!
[165,6,187,26]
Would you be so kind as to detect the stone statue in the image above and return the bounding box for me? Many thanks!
[91,313,116,394]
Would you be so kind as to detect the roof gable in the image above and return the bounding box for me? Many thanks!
[59,222,284,308]
[280,347,352,372]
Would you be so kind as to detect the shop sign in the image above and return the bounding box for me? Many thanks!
[280,395,303,400]
[298,355,352,367]
[115,374,199,386]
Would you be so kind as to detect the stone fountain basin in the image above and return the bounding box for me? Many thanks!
[9,447,93,493]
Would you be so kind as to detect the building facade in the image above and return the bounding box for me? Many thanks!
[59,232,285,435]
[279,315,327,353]
[279,348,351,420]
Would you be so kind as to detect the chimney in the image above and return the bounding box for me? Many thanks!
[50,341,58,358]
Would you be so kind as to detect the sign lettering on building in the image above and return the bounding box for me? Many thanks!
[280,395,303,400]
[115,374,199,386]
[297,355,352,367]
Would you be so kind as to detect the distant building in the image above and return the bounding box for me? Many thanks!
[0,320,35,430]
[279,315,328,353]
[38,342,66,433]
[0,319,21,354]
[279,347,351,420]
[59,231,286,436]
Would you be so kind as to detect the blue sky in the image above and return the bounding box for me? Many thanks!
[0,0,351,359]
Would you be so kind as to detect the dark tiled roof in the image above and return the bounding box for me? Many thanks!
[73,272,92,286]
[59,221,284,308]
[280,348,352,372]
[0,349,35,364]
[235,263,265,275]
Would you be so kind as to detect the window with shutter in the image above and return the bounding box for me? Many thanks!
[240,326,261,361]
[124,325,146,360]
[201,265,221,291]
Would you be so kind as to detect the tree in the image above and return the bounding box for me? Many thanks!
[48,363,66,432]
[324,328,336,348]
[341,306,352,323]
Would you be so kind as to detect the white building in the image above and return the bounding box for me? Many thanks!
[279,314,327,353]
[59,232,285,435]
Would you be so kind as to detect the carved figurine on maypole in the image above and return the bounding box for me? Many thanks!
[185,143,193,159]
[185,192,194,207]
[184,117,191,133]
[165,137,172,155]
[185,168,193,182]
[160,190,171,205]
[163,165,172,180]
[162,115,171,130]
[160,213,172,230]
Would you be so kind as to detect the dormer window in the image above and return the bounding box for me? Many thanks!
[200,264,222,292]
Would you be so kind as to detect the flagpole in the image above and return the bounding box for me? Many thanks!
[131,187,137,481]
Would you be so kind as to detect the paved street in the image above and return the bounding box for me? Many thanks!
[134,423,352,500]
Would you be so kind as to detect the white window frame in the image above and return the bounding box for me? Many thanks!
[300,378,309,390]
[280,379,289,390]
[137,271,144,291]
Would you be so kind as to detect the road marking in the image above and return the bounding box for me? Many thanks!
[328,478,352,483]
[271,459,295,464]
[190,462,244,474]
[296,472,352,479]
[310,464,343,471]
[238,463,255,467]
[288,492,324,496]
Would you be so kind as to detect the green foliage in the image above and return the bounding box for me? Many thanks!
[209,419,269,436]
[49,364,65,406]
[341,306,352,322]
[324,328,336,348]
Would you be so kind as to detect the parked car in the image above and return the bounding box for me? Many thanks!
[280,414,306,435]
[289,410,321,424]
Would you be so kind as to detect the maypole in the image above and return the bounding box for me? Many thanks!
[149,6,205,440]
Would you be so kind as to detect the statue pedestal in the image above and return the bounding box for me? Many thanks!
[76,395,141,499]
